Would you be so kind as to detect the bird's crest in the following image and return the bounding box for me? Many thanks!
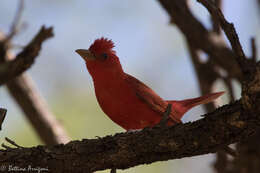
[89,37,115,54]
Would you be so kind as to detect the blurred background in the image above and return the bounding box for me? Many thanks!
[0,0,259,172]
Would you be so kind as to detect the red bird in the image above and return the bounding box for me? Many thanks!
[76,38,223,131]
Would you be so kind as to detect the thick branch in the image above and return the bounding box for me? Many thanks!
[6,74,70,145]
[0,26,53,85]
[0,100,259,173]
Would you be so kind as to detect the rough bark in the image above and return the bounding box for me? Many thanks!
[0,83,260,173]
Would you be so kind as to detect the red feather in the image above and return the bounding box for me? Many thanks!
[89,37,115,55]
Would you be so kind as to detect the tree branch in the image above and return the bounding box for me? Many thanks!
[0,98,259,173]
[0,26,70,144]
[6,74,70,145]
[157,0,242,81]
[0,26,53,85]
[197,0,254,76]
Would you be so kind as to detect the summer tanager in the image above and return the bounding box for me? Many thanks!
[76,38,223,130]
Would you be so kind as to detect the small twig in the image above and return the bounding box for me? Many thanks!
[157,104,172,127]
[5,137,24,149]
[0,108,7,130]
[251,37,257,62]
[5,0,24,42]
[1,143,12,150]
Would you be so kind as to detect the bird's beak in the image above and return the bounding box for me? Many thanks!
[75,49,96,61]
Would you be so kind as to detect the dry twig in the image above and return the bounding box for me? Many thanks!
[5,0,24,42]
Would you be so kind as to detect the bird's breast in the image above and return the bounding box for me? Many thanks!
[93,79,161,130]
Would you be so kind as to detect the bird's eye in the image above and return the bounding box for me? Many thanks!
[101,53,108,60]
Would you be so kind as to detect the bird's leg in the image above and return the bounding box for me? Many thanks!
[156,104,172,127]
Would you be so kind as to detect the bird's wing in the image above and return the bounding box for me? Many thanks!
[125,74,224,124]
[125,74,180,123]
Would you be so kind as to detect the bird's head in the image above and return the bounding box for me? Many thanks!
[76,38,123,79]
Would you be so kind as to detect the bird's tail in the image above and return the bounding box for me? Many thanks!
[167,91,224,122]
